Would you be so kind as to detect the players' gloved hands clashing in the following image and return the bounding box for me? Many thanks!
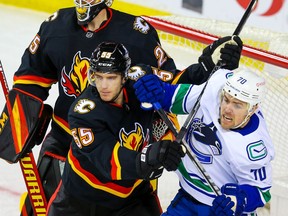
[133,74,165,106]
[211,183,247,216]
[198,35,243,73]
[136,140,186,180]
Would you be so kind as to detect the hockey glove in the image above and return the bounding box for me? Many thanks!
[198,35,243,73]
[221,183,247,216]
[136,140,186,180]
[210,195,234,216]
[133,74,165,107]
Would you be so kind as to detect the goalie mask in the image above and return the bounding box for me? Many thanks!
[74,0,113,25]
[88,41,131,87]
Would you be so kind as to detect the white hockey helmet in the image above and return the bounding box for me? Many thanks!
[223,70,266,110]
[74,0,113,25]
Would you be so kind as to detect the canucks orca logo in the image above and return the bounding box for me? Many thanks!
[187,117,222,164]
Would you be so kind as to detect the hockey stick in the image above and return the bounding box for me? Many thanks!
[176,0,258,144]
[0,60,47,215]
[155,107,221,195]
[154,0,258,196]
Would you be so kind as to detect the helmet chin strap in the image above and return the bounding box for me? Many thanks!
[231,105,256,129]
[231,113,251,129]
[219,100,257,129]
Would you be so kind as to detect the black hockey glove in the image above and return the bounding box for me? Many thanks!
[136,140,186,180]
[198,35,243,73]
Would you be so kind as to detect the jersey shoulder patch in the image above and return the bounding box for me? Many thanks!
[246,140,268,161]
[45,10,59,22]
[73,99,96,114]
[133,17,150,34]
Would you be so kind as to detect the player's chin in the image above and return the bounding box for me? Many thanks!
[99,92,112,101]
[220,116,233,129]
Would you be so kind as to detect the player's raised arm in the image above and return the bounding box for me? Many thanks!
[174,35,243,85]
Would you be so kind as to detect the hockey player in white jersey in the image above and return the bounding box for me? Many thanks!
[133,68,274,215]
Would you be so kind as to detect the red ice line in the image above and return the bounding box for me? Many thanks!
[0,185,22,197]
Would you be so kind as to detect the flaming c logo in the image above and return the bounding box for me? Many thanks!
[61,52,90,98]
[237,0,284,16]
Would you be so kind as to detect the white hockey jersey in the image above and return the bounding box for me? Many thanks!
[165,69,275,209]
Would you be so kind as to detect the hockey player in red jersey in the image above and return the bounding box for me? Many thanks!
[0,0,242,215]
[46,41,186,216]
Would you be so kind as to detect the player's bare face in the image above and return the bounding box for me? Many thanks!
[94,72,124,104]
[220,93,249,129]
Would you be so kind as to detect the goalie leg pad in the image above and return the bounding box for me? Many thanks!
[38,154,65,199]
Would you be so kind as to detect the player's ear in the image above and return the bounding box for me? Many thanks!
[122,77,127,85]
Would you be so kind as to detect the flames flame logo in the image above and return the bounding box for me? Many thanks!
[61,52,90,98]
[120,123,149,151]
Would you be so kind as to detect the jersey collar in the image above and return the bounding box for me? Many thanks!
[80,7,113,33]
[231,113,260,136]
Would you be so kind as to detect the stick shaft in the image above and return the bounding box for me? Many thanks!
[0,61,9,97]
[233,0,258,35]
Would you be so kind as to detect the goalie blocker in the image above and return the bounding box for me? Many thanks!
[0,88,52,163]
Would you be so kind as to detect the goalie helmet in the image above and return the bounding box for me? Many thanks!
[74,0,114,25]
[88,42,131,86]
[223,70,266,110]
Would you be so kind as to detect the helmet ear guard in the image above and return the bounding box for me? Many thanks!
[88,68,97,86]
